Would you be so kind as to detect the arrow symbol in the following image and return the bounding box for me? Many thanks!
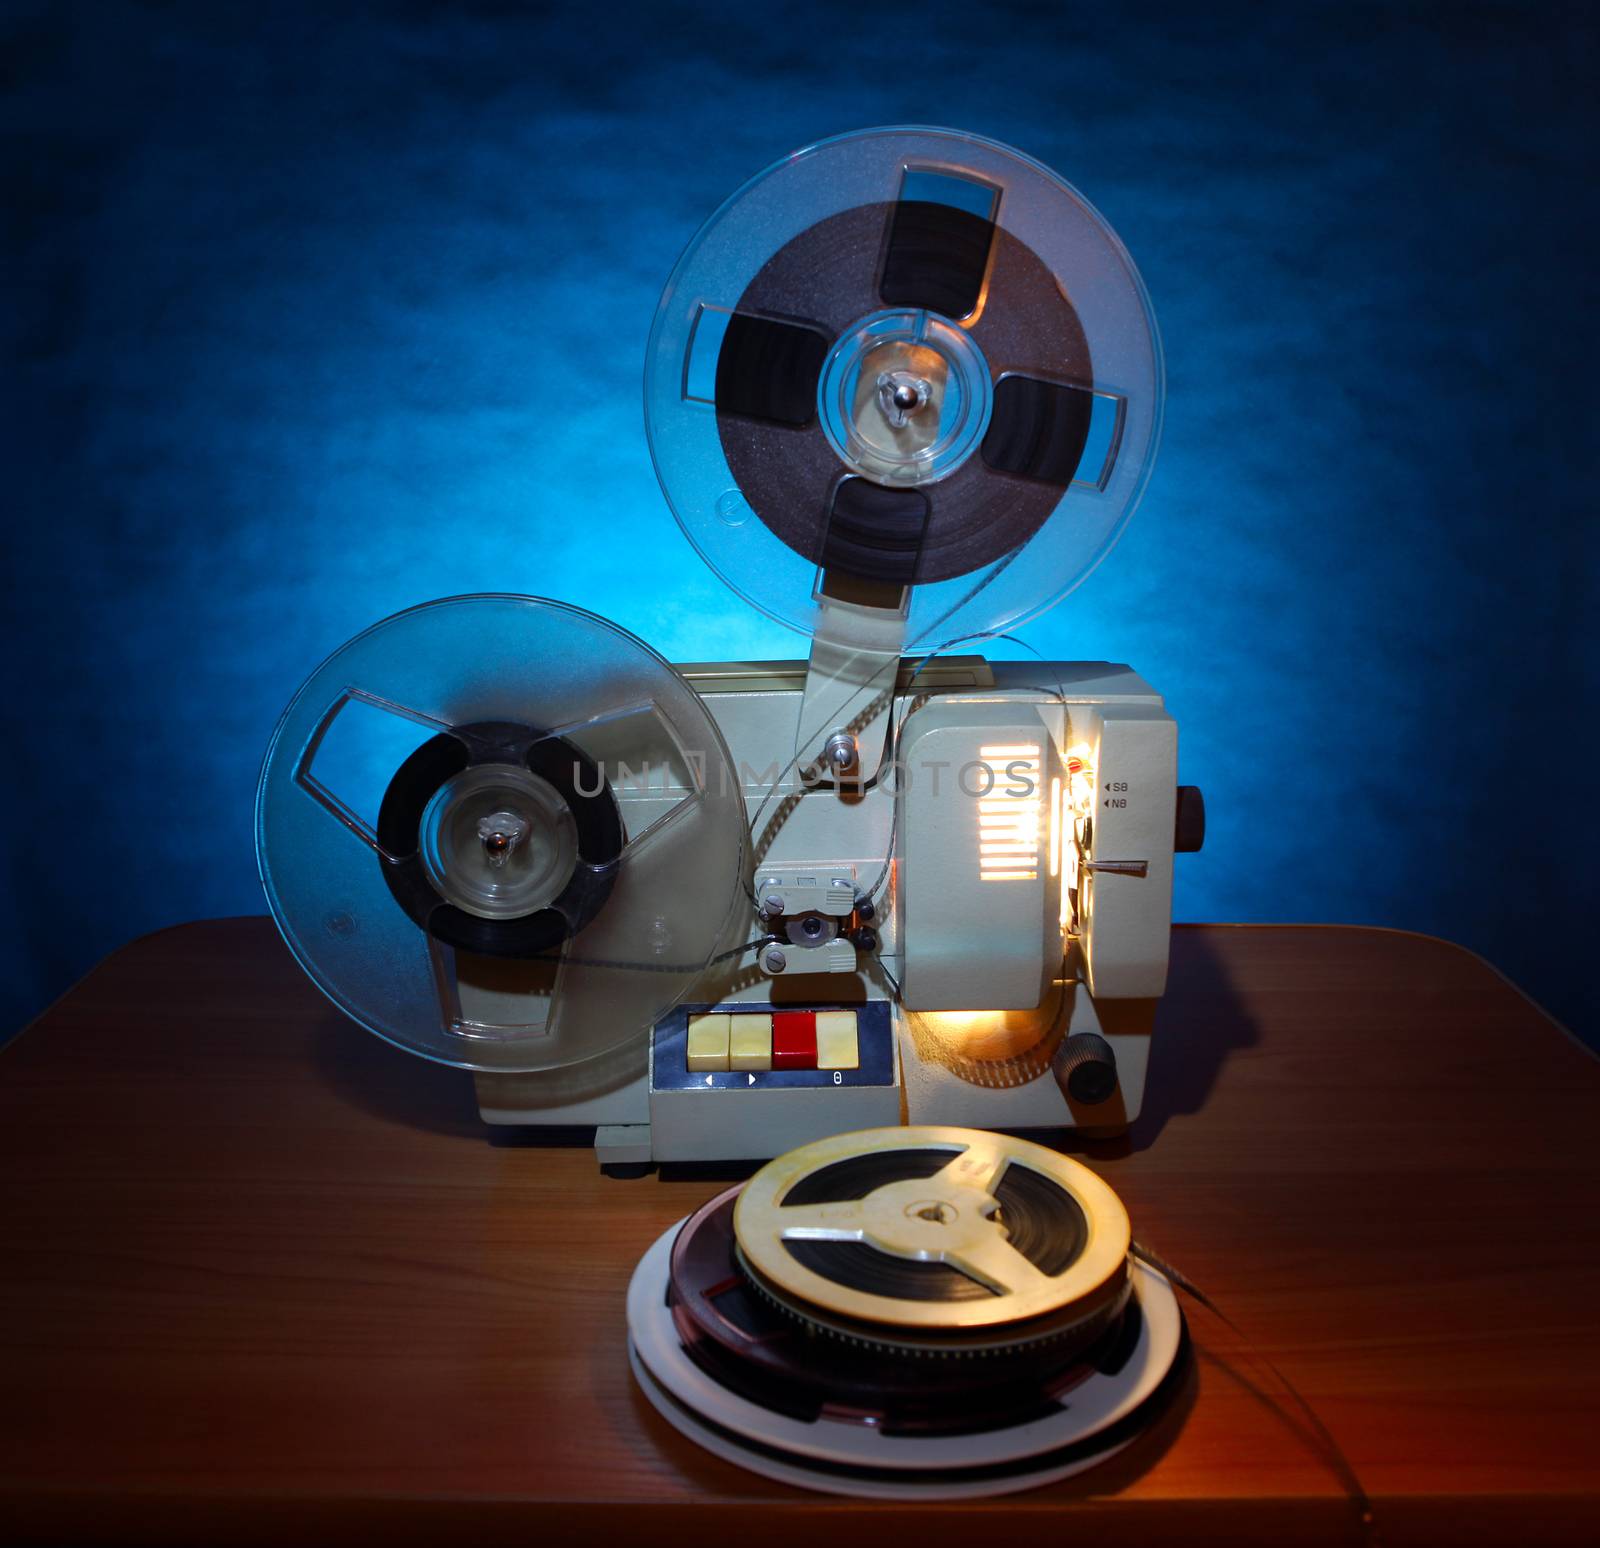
[747,1073,756,1085]
[704,1074,714,1086]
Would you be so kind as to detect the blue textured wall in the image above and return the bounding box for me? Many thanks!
[4,1,1596,1044]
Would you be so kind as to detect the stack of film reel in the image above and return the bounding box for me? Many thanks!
[627,1128,1186,1498]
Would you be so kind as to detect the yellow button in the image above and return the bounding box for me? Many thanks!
[686,1013,731,1072]
[815,1010,859,1070]
[729,1013,773,1071]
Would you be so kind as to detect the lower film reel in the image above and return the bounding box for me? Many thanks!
[256,595,749,1074]
[627,1126,1185,1497]
[733,1126,1132,1351]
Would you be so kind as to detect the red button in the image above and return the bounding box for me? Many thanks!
[771,1011,817,1070]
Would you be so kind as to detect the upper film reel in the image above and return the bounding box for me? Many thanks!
[645,127,1164,647]
[256,596,749,1074]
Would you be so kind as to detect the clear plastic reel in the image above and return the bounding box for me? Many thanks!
[645,125,1164,647]
[256,595,749,1074]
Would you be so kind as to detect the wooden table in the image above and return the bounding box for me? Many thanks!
[1,920,1595,1546]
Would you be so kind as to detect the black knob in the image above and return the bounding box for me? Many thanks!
[1175,785,1206,853]
[1056,1032,1118,1106]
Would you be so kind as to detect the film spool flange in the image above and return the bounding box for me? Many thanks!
[732,1126,1131,1345]
[645,126,1164,646]
[255,594,749,1075]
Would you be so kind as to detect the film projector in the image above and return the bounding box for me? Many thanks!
[257,126,1203,1167]
[256,124,1204,1498]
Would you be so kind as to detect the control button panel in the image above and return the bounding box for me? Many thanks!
[654,1003,892,1091]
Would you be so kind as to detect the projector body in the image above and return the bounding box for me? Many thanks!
[473,654,1187,1166]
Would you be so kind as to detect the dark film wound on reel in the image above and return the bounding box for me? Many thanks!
[713,197,1095,586]
[375,720,623,960]
[667,1184,1140,1437]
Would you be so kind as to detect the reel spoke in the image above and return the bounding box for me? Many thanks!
[713,312,830,427]
[931,1137,1012,1197]
[946,1231,1057,1299]
[775,1199,870,1241]
[979,373,1094,486]
[877,175,999,321]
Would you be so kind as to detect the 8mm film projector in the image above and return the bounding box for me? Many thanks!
[256,126,1205,1169]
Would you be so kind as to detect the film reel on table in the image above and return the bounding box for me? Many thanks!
[627,1127,1185,1497]
[732,1126,1133,1351]
[255,595,749,1074]
[645,126,1165,648]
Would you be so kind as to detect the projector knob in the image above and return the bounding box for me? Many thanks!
[1175,785,1206,853]
[1056,1032,1118,1106]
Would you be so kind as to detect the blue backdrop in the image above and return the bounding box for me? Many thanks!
[4,1,1595,1044]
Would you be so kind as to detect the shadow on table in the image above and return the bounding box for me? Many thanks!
[309,1009,484,1137]
[1081,927,1262,1159]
